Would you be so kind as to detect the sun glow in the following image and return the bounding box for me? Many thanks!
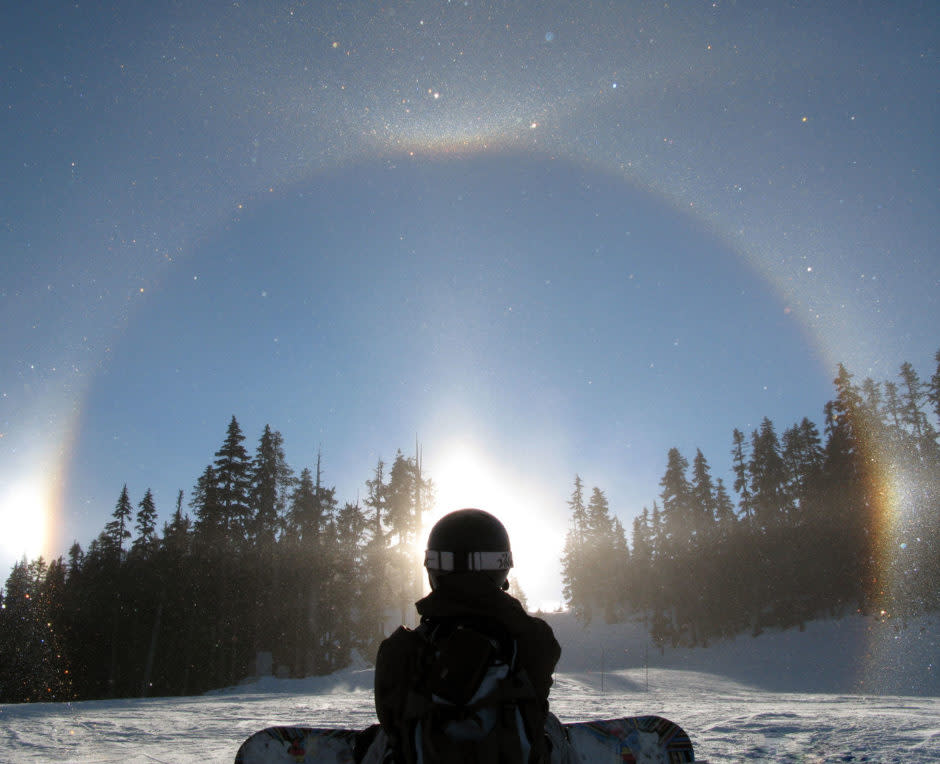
[423,442,565,612]
[0,477,51,567]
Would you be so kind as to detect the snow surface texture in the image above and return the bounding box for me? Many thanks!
[1,614,937,763]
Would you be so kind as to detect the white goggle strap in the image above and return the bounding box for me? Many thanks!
[424,549,513,572]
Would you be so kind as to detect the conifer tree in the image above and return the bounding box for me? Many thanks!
[156,490,191,695]
[713,478,736,537]
[730,429,752,523]
[360,459,392,651]
[191,465,223,543]
[385,450,419,544]
[383,450,431,621]
[163,490,191,553]
[748,418,788,529]
[882,380,905,433]
[825,364,865,476]
[780,418,824,524]
[104,485,134,560]
[294,461,341,674]
[897,361,940,461]
[66,542,84,575]
[244,427,294,672]
[561,476,590,622]
[631,508,652,563]
[566,475,587,542]
[213,415,252,544]
[42,558,70,699]
[823,363,878,610]
[586,486,614,547]
[898,362,928,443]
[364,459,388,538]
[648,501,664,563]
[928,349,940,422]
[609,517,630,622]
[132,489,158,557]
[646,501,670,648]
[690,449,717,545]
[585,487,620,621]
[333,500,369,659]
[659,448,692,554]
[250,425,294,546]
[0,557,68,702]
[629,508,653,610]
[288,467,321,541]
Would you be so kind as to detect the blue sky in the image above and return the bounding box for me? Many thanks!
[2,1,937,609]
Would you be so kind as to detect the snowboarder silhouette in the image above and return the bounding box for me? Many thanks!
[360,508,565,763]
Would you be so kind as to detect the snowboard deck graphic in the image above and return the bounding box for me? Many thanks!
[567,716,695,762]
[234,715,695,763]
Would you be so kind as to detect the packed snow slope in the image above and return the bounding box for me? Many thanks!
[0,614,937,763]
[545,611,939,696]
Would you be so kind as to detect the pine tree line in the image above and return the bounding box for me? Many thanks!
[562,353,940,645]
[3,352,937,702]
[0,417,431,703]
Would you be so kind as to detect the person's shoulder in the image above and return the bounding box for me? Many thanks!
[513,609,560,660]
[518,608,556,638]
[521,608,551,627]
[491,593,556,642]
[376,624,431,684]
[377,624,425,658]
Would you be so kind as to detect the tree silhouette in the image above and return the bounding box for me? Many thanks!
[132,489,158,557]
[103,485,133,560]
[213,415,252,544]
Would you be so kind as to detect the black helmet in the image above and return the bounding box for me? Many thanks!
[424,508,513,590]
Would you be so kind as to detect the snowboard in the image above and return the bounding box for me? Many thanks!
[234,715,695,763]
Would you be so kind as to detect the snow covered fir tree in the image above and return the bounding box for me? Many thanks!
[1,353,938,703]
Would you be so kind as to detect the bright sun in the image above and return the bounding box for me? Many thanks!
[0,477,51,567]
[423,441,564,612]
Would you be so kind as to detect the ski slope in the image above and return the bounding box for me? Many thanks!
[1,668,937,762]
[1,615,937,762]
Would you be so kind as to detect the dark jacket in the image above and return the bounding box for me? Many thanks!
[374,573,561,760]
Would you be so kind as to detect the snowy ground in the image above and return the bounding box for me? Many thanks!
[1,667,938,763]
[1,615,938,762]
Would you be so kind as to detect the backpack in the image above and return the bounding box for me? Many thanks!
[398,617,542,764]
